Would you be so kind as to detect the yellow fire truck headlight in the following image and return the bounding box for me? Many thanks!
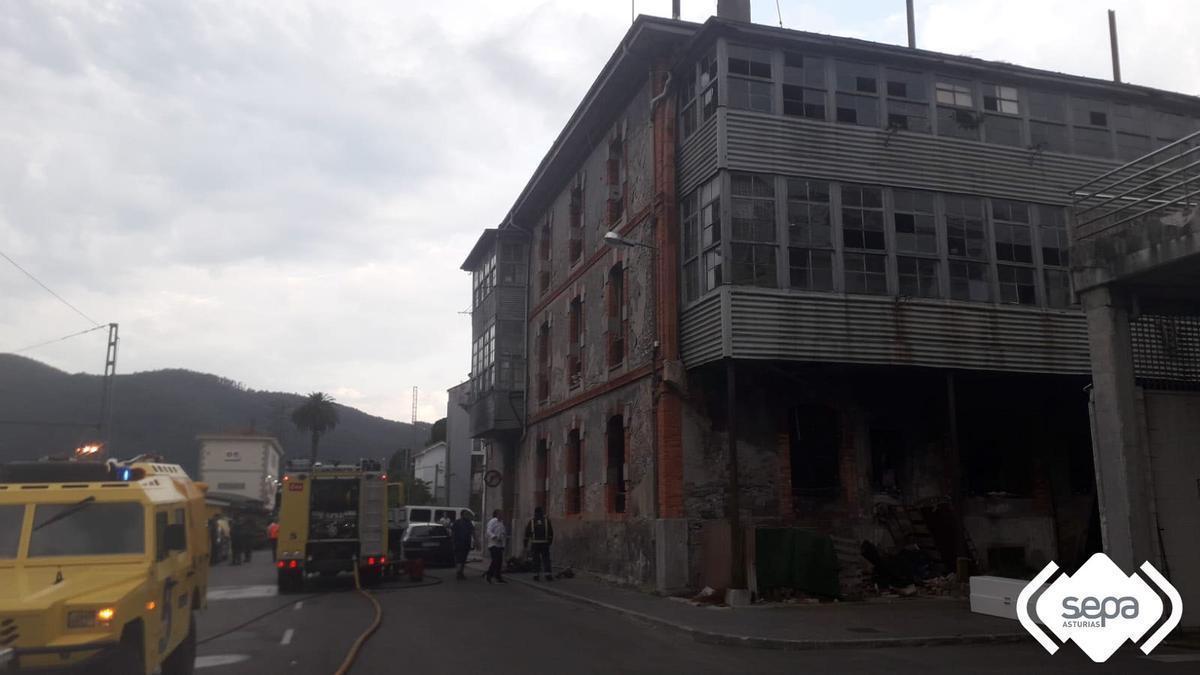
[67,607,115,629]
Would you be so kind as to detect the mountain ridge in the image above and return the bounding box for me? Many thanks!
[0,354,428,474]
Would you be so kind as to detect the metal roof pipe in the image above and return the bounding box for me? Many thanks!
[672,0,680,20]
[1108,9,1122,83]
[906,0,916,48]
[717,0,750,23]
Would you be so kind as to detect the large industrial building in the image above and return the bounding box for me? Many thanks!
[460,2,1200,600]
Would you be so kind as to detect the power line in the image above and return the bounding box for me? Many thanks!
[3,324,108,355]
[0,248,100,326]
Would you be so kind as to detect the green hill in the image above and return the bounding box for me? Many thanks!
[0,354,428,474]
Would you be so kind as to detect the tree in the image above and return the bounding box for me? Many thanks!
[427,417,447,445]
[291,392,340,460]
[406,477,434,505]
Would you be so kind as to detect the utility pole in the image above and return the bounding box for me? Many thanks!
[98,323,119,450]
[411,386,418,425]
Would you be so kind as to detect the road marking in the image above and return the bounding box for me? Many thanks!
[281,628,294,646]
[293,601,303,611]
[1143,653,1200,663]
[206,585,278,601]
[195,654,251,668]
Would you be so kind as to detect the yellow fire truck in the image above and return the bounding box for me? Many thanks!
[0,457,209,674]
[275,459,388,592]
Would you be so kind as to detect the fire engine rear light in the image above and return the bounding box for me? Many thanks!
[276,561,285,569]
[380,556,387,565]
[367,557,376,565]
[289,560,298,569]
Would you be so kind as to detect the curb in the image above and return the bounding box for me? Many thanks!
[501,571,1028,651]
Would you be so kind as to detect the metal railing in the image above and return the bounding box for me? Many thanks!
[1071,129,1200,241]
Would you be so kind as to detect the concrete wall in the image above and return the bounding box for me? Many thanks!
[1143,391,1200,627]
[445,381,474,506]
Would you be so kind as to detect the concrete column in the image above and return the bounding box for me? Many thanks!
[1081,286,1157,569]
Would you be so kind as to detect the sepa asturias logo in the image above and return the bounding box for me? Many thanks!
[1017,553,1183,663]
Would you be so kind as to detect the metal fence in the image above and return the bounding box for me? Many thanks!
[1071,129,1200,242]
[1131,313,1200,391]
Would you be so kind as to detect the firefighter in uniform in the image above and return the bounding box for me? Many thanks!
[523,506,555,581]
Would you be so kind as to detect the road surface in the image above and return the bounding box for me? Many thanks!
[196,557,1199,674]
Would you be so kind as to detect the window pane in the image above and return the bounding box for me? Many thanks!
[935,78,973,107]
[982,84,1019,114]
[841,185,885,251]
[836,61,877,94]
[844,253,888,294]
[731,243,777,287]
[998,265,1036,305]
[985,114,1023,147]
[1038,205,1069,267]
[945,195,987,259]
[1075,127,1113,158]
[683,260,700,302]
[897,256,940,298]
[887,100,930,133]
[836,93,878,127]
[787,178,831,247]
[729,78,773,113]
[1030,121,1070,153]
[1045,268,1074,308]
[783,52,825,87]
[937,106,980,140]
[789,248,834,291]
[892,189,937,254]
[1028,91,1066,121]
[704,248,722,290]
[729,45,772,79]
[949,260,991,302]
[783,85,825,119]
[1073,98,1109,127]
[886,69,927,101]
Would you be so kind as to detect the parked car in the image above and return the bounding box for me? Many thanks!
[401,522,454,566]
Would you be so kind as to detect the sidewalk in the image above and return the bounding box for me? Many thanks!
[471,563,1027,650]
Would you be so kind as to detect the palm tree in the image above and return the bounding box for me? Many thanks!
[291,392,340,460]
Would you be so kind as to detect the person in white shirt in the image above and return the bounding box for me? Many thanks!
[485,509,507,584]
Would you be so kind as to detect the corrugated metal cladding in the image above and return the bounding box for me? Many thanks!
[677,116,720,197]
[680,287,1092,374]
[725,111,1120,206]
[680,292,724,365]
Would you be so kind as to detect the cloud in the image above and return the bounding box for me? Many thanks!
[2,1,1197,424]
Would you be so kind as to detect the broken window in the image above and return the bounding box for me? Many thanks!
[569,180,583,265]
[699,49,718,123]
[567,296,583,389]
[789,406,840,500]
[728,45,773,113]
[606,415,626,514]
[898,256,940,298]
[949,260,991,302]
[682,175,722,295]
[730,173,776,287]
[998,265,1036,305]
[472,250,496,307]
[935,77,979,140]
[1027,90,1069,152]
[892,189,937,255]
[835,61,879,127]
[992,199,1033,263]
[982,84,1019,114]
[538,216,552,295]
[565,430,581,515]
[1072,98,1113,158]
[1038,205,1069,267]
[944,194,987,259]
[885,69,929,132]
[841,184,885,250]
[843,252,888,295]
[681,191,700,302]
[471,323,496,393]
[783,51,825,120]
[497,241,524,286]
[606,264,626,367]
[786,178,833,291]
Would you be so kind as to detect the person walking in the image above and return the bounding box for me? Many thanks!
[485,509,507,584]
[523,506,555,581]
[267,521,280,562]
[450,512,475,580]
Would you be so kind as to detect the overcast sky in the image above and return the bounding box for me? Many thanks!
[2,0,1197,423]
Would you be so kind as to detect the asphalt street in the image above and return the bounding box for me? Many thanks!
[196,557,1200,674]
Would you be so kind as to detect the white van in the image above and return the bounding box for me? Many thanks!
[399,505,475,528]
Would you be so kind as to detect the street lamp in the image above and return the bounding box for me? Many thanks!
[603,230,657,251]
